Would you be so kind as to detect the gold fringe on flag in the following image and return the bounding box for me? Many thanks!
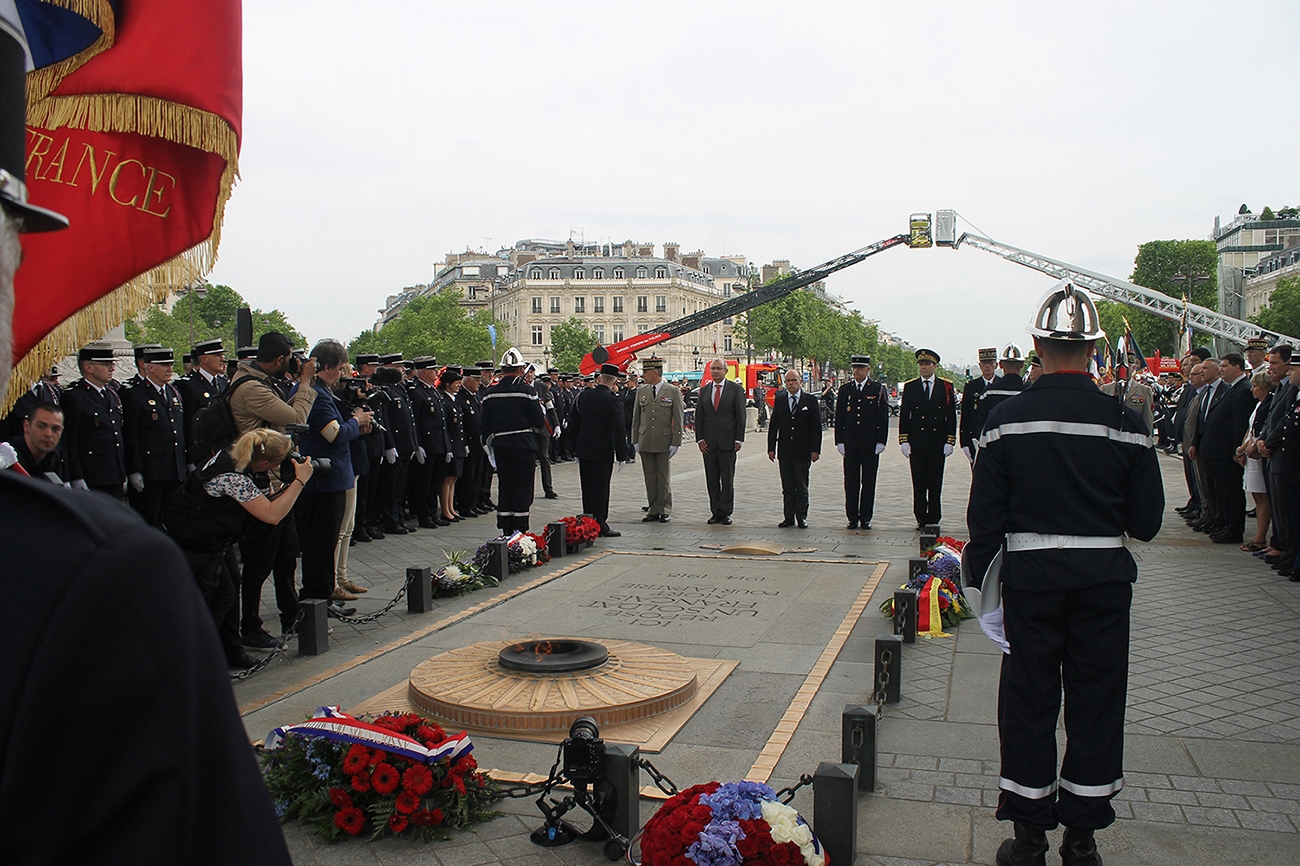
[24,0,117,102]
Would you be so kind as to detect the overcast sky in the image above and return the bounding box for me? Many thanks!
[207,0,1299,369]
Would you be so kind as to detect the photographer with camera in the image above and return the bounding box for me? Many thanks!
[289,340,374,607]
[162,429,312,668]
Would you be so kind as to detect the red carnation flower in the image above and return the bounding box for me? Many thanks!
[372,762,400,794]
[350,772,371,793]
[395,790,420,815]
[334,806,365,836]
[328,787,352,809]
[342,745,371,775]
[389,813,409,833]
[417,724,446,746]
[403,763,435,795]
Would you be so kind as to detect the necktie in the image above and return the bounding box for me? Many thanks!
[789,394,797,415]
[713,383,720,410]
[924,379,931,400]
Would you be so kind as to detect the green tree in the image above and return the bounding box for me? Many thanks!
[346,288,497,363]
[549,317,598,371]
[1260,206,1276,221]
[125,284,304,370]
[1249,276,1300,340]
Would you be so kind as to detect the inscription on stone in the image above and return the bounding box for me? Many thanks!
[581,577,780,628]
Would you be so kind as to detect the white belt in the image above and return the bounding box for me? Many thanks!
[1005,533,1125,551]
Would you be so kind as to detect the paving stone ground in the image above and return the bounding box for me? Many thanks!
[237,419,1300,865]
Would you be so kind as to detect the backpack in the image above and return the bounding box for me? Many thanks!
[190,375,258,458]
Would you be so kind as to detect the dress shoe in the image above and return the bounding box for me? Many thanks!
[1212,533,1244,544]
[329,588,358,602]
[354,527,372,542]
[1289,573,1300,582]
[846,521,859,530]
[642,506,650,512]
[599,528,622,537]
[382,523,408,535]
[1058,827,1102,866]
[1246,507,1257,518]
[366,526,385,540]
[1264,554,1288,564]
[228,652,260,670]
[707,516,721,525]
[339,578,367,594]
[242,628,285,650]
[402,522,418,532]
[658,514,670,523]
[778,519,795,528]
[544,491,559,499]
[327,601,357,617]
[418,518,440,528]
[796,518,807,528]
[483,500,496,509]
[643,514,659,522]
[995,823,1048,866]
[349,538,357,547]
[861,523,871,530]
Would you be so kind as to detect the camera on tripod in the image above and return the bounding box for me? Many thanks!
[282,423,332,476]
[562,717,606,783]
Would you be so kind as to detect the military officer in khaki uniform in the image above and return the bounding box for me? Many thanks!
[631,357,684,522]
[1100,353,1156,434]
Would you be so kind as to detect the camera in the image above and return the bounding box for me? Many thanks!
[287,348,308,378]
[282,423,332,476]
[561,717,606,783]
[337,378,390,432]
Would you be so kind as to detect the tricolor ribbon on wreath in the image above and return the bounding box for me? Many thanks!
[265,707,475,765]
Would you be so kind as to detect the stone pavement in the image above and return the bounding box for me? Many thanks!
[237,420,1300,865]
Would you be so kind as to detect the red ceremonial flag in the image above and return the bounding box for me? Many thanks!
[6,1,241,411]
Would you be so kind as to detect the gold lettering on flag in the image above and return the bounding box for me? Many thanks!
[26,129,176,219]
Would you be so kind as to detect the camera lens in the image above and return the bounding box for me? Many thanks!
[568,716,599,741]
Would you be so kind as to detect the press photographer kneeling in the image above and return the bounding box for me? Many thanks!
[162,428,313,668]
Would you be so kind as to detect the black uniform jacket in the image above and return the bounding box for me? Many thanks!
[411,379,451,455]
[834,379,890,450]
[1194,376,1256,460]
[481,375,545,452]
[60,378,126,486]
[381,382,417,455]
[768,389,823,461]
[441,389,465,456]
[974,373,1024,439]
[122,380,187,481]
[966,372,1164,593]
[0,472,292,863]
[458,387,485,456]
[569,384,631,463]
[898,377,958,452]
[959,377,993,450]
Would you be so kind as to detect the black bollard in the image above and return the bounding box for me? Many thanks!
[547,522,568,559]
[407,566,433,613]
[874,634,902,703]
[813,762,859,866]
[908,556,928,581]
[298,598,329,656]
[486,539,510,581]
[601,743,641,855]
[893,589,917,644]
[920,523,940,553]
[842,704,879,792]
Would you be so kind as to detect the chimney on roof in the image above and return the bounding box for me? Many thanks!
[664,242,680,263]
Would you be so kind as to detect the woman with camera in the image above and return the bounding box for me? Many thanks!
[162,428,312,668]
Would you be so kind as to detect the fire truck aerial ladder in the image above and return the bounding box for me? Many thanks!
[578,230,922,374]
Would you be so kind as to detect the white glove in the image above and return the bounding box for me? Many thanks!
[71,479,89,490]
[128,473,145,492]
[836,443,846,457]
[487,453,497,469]
[445,452,452,463]
[900,443,911,459]
[979,607,1011,654]
[384,448,397,465]
[962,446,973,463]
[415,447,426,464]
[186,463,196,474]
[943,444,954,457]
[553,427,561,440]
[633,443,640,454]
[668,445,679,459]
[0,441,16,470]
[874,443,885,456]
[616,461,623,473]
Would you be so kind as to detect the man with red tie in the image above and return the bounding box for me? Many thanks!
[695,358,747,525]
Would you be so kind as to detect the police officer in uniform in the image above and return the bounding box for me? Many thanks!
[568,363,630,537]
[898,348,957,529]
[974,343,1027,440]
[408,356,450,527]
[374,353,417,533]
[964,280,1162,866]
[126,343,162,390]
[61,344,126,496]
[960,347,998,463]
[834,354,889,529]
[122,346,187,525]
[480,348,546,532]
[631,357,684,522]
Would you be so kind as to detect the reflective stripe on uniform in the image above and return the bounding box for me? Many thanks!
[1059,776,1124,798]
[1006,533,1126,551]
[983,389,1022,398]
[495,511,529,517]
[978,420,1152,449]
[999,777,1058,799]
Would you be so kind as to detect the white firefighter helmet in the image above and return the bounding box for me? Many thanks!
[1025,278,1104,341]
[1000,343,1025,363]
[500,347,525,368]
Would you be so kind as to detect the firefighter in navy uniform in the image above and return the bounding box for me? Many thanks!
[834,354,889,529]
[974,343,1027,441]
[121,345,187,526]
[960,347,999,463]
[898,348,957,529]
[178,339,227,462]
[480,348,546,532]
[568,363,631,537]
[61,344,127,496]
[964,280,1163,866]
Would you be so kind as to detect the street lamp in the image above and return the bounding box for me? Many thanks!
[543,346,551,368]
[177,279,209,350]
[692,347,700,369]
[1170,267,1211,351]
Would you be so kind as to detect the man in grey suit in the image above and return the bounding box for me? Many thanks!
[695,359,747,525]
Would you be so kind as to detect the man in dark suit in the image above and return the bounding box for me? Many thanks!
[834,354,890,529]
[569,364,630,537]
[695,358,747,525]
[1188,358,1226,535]
[121,346,187,526]
[768,368,822,528]
[61,344,127,497]
[1194,353,1256,543]
[1173,348,1211,517]
[898,348,958,529]
[960,347,998,462]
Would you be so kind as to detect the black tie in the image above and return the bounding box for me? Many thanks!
[924,380,931,400]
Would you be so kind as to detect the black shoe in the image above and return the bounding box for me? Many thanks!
[995,823,1048,866]
[861,523,871,530]
[599,529,621,537]
[1289,573,1300,582]
[419,518,440,528]
[643,514,659,522]
[707,515,721,525]
[354,528,372,543]
[718,515,730,525]
[483,501,496,509]
[778,519,795,528]
[641,506,650,512]
[1059,827,1102,866]
[1265,554,1288,564]
[228,652,260,670]
[402,522,418,532]
[367,526,385,539]
[328,601,357,617]
[796,518,807,528]
[1212,533,1244,544]
[544,491,559,499]
[382,523,408,535]
[658,515,670,523]
[846,521,859,530]
[242,628,285,650]
[1246,508,1257,518]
